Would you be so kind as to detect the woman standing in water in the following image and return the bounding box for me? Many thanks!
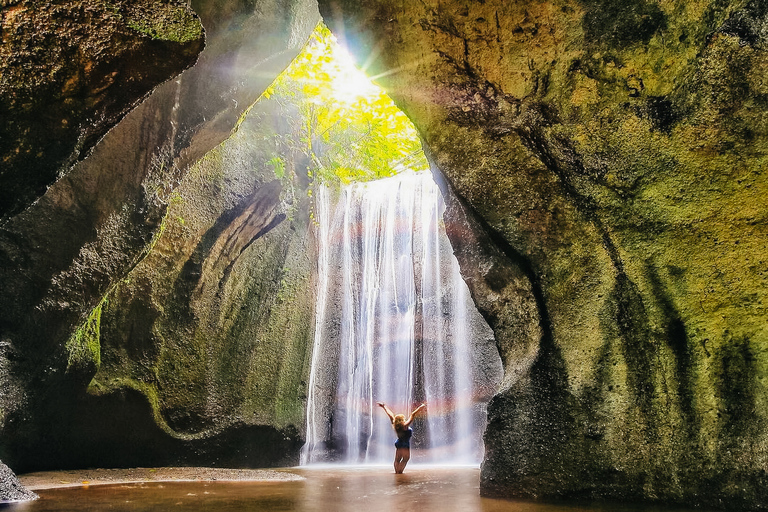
[377,402,427,474]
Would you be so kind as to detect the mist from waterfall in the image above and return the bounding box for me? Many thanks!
[302,170,499,466]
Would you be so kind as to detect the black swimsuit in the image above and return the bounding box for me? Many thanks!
[395,427,413,449]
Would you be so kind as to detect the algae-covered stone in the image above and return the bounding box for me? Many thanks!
[319,0,768,509]
[0,0,318,472]
[0,0,204,223]
[85,95,316,466]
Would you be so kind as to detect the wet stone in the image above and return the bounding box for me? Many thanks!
[0,460,38,503]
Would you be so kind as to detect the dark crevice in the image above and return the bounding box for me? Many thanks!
[578,0,667,49]
[718,0,768,49]
[645,265,696,435]
[606,274,657,422]
[218,212,287,290]
[716,334,758,439]
[513,103,626,274]
[642,96,682,134]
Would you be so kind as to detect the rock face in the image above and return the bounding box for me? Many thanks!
[318,0,768,509]
[0,0,318,471]
[0,0,204,223]
[75,99,315,470]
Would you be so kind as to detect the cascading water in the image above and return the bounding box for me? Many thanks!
[302,170,499,466]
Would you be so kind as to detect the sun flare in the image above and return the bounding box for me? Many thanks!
[259,23,429,184]
[327,39,380,105]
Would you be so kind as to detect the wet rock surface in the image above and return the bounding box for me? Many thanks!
[0,460,37,502]
[0,0,204,223]
[319,0,768,509]
[0,0,318,472]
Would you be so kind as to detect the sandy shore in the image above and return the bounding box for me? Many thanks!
[18,467,304,490]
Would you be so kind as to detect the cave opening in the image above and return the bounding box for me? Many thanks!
[252,22,430,189]
[250,23,502,466]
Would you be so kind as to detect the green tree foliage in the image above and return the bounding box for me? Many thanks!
[262,24,429,186]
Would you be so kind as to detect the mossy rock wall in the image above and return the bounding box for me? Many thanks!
[319,0,768,509]
[85,99,316,467]
[0,0,318,471]
[0,0,204,223]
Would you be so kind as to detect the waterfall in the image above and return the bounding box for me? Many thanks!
[302,170,498,466]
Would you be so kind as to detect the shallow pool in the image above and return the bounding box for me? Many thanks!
[6,466,717,512]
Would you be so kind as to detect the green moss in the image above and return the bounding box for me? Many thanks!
[126,6,203,43]
[88,376,205,440]
[65,298,104,377]
[169,191,185,205]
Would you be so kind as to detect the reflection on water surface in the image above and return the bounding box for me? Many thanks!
[8,466,717,512]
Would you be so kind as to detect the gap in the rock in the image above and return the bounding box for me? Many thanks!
[262,23,503,467]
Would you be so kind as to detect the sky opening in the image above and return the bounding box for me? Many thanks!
[258,23,429,186]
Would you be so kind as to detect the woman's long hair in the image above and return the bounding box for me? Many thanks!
[393,414,406,432]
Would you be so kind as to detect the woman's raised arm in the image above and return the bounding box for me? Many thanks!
[377,402,396,422]
[404,403,427,427]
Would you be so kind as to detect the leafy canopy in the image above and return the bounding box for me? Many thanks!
[263,24,429,186]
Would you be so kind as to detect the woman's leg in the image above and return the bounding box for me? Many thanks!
[394,450,404,474]
[394,447,410,473]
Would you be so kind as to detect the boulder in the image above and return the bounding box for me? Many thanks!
[0,460,36,503]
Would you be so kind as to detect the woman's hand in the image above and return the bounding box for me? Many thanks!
[377,402,396,421]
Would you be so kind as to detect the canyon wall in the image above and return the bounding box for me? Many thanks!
[80,99,316,469]
[0,0,204,223]
[318,0,768,509]
[0,0,318,471]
